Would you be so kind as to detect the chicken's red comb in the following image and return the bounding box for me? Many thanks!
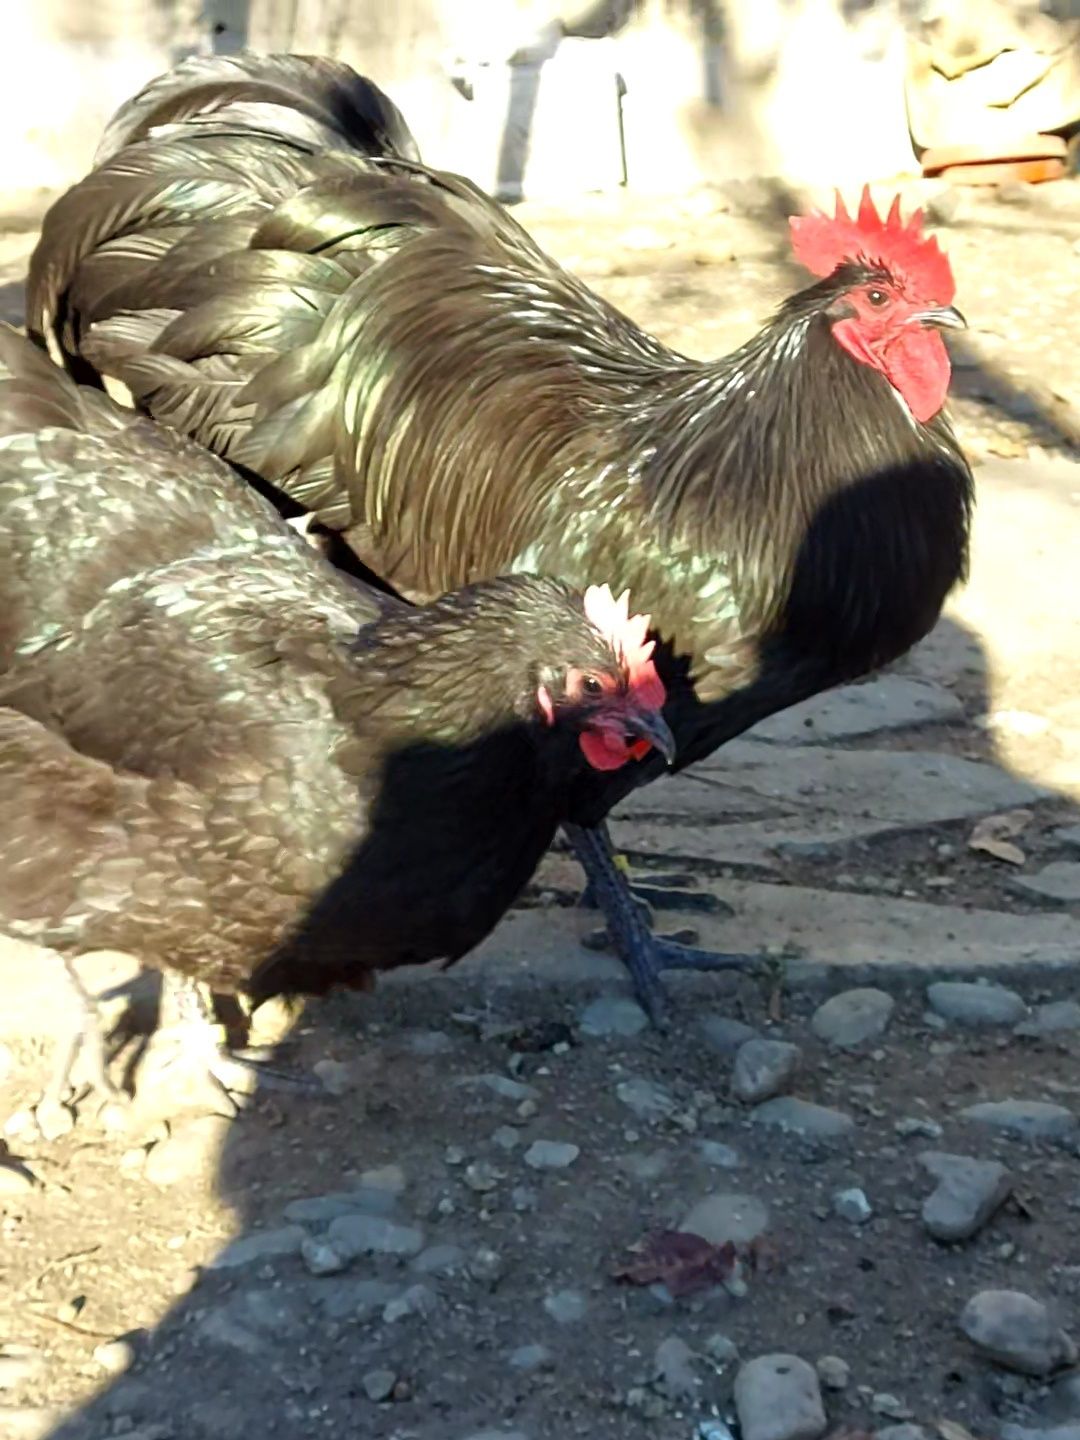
[583,584,666,710]
[789,186,955,304]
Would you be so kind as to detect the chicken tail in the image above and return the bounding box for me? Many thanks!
[95,49,421,167]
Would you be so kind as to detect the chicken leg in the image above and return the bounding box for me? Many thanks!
[48,955,123,1101]
[145,974,322,1099]
[564,822,760,1026]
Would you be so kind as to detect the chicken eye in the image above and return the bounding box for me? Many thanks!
[582,675,604,695]
[867,288,890,308]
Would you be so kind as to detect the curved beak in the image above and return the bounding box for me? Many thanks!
[913,304,967,331]
[625,707,676,765]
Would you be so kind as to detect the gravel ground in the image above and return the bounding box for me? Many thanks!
[2,175,1080,1440]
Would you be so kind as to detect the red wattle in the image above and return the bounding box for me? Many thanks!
[579,729,633,771]
[882,327,951,423]
[833,318,950,424]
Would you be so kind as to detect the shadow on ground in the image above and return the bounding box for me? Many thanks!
[11,604,1080,1440]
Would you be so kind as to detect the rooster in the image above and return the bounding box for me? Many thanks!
[0,324,672,1117]
[27,52,974,1023]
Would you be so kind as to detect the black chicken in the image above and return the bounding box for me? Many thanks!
[0,324,672,1116]
[27,52,974,1022]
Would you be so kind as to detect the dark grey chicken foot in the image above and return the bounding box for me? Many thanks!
[578,869,735,919]
[153,976,324,1099]
[564,822,760,1027]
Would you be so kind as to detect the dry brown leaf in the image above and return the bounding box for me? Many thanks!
[968,810,1033,866]
[970,836,1026,866]
[613,1231,737,1297]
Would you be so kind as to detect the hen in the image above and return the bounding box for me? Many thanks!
[0,324,672,1117]
[27,52,974,1021]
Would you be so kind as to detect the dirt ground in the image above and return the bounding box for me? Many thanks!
[2,175,1080,1440]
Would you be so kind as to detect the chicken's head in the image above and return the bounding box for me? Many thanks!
[790,186,965,423]
[535,583,673,772]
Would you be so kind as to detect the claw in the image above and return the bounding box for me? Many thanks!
[564,822,763,1027]
[150,975,325,1099]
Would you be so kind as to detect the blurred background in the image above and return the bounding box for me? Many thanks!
[3,0,1079,215]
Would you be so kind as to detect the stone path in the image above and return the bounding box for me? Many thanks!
[2,181,1080,1440]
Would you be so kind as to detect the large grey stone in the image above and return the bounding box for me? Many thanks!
[680,1193,770,1246]
[326,1214,425,1259]
[699,1016,760,1055]
[393,879,1080,991]
[734,1354,828,1440]
[731,1040,800,1104]
[524,1140,580,1170]
[543,1289,587,1325]
[616,1077,675,1119]
[918,1152,1012,1242]
[811,989,894,1048]
[1039,1371,1080,1424]
[747,676,963,745]
[961,1100,1077,1143]
[1014,864,1080,903]
[750,1098,854,1141]
[580,997,649,1037]
[208,1227,306,1270]
[284,1189,396,1224]
[960,1290,1077,1375]
[927,981,1026,1027]
[696,743,1047,824]
[1017,1000,1080,1036]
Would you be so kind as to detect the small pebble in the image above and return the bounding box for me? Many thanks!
[411,1244,466,1276]
[731,1040,801,1104]
[927,981,1026,1027]
[816,1355,850,1391]
[811,989,894,1048]
[361,1368,397,1403]
[734,1353,827,1440]
[751,1098,855,1140]
[833,1188,872,1224]
[524,1140,579,1170]
[894,1116,943,1140]
[961,1100,1077,1143]
[326,1214,425,1259]
[464,1161,501,1192]
[543,1289,587,1325]
[704,1332,740,1365]
[960,1289,1077,1375]
[872,1394,913,1420]
[209,1226,306,1269]
[580,997,649,1038]
[616,1078,675,1119]
[919,1152,1012,1242]
[681,1192,769,1246]
[699,1016,760,1055]
[491,1126,520,1152]
[468,1247,506,1286]
[654,1335,698,1398]
[93,1339,137,1376]
[357,1164,407,1195]
[699,1141,741,1170]
[508,1343,552,1372]
[33,1100,74,1143]
[300,1238,347,1277]
[383,1284,436,1323]
[313,1058,352,1095]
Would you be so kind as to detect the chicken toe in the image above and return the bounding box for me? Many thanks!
[565,822,761,1027]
